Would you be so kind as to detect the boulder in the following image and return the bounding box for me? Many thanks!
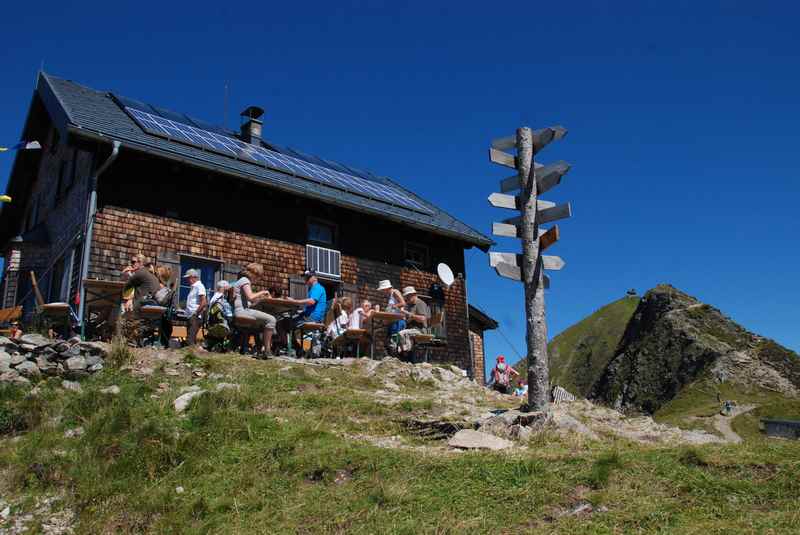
[61,380,82,392]
[85,355,103,368]
[65,356,87,372]
[88,363,104,373]
[100,385,120,395]
[448,429,514,451]
[215,383,240,392]
[173,390,207,413]
[0,351,11,370]
[78,341,110,356]
[0,336,16,347]
[9,353,27,366]
[20,333,50,347]
[15,360,40,378]
[35,355,61,376]
[0,370,30,385]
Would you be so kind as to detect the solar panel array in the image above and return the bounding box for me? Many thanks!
[123,106,434,215]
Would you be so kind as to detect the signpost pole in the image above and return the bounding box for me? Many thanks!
[516,127,549,412]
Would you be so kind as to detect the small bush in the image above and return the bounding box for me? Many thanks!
[108,336,134,367]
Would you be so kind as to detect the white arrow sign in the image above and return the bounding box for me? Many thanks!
[492,222,519,238]
[532,126,567,153]
[494,261,550,288]
[490,194,556,212]
[491,135,516,151]
[542,255,566,270]
[489,252,519,267]
[489,148,515,168]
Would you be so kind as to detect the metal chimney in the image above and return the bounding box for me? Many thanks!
[240,106,264,144]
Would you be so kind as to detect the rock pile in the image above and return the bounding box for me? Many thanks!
[0,334,110,385]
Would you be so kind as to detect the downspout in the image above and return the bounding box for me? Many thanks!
[78,140,121,338]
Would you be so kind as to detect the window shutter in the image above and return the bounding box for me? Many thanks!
[223,263,242,284]
[289,276,306,300]
[156,252,181,306]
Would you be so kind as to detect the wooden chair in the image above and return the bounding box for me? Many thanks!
[31,271,73,335]
[232,314,263,355]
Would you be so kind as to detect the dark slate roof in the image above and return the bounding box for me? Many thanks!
[40,73,492,249]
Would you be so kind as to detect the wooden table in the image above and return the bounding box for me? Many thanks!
[369,311,404,360]
[256,297,301,314]
[332,328,369,358]
[81,279,125,338]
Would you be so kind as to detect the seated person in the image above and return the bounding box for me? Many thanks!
[123,254,160,311]
[232,263,276,356]
[206,280,234,346]
[349,299,373,330]
[514,379,528,397]
[325,296,352,339]
[279,270,327,353]
[491,355,519,395]
[377,279,406,335]
[394,286,431,359]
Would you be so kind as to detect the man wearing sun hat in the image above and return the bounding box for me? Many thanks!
[394,286,431,360]
[183,268,207,346]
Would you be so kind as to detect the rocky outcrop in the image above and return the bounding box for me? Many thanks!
[0,335,110,385]
[591,285,800,413]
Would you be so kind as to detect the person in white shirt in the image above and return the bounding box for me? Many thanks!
[349,299,373,330]
[183,269,207,346]
[325,296,352,339]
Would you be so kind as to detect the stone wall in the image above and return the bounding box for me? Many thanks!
[90,205,473,369]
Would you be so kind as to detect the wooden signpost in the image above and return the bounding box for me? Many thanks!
[487,125,572,411]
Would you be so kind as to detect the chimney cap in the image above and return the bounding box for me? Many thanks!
[240,106,264,121]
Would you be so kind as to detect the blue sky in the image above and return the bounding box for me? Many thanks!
[1,1,798,378]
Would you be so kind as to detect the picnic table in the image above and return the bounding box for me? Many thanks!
[331,328,369,358]
[368,310,404,360]
[81,279,125,338]
[256,297,300,313]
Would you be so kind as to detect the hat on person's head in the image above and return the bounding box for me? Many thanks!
[377,280,392,291]
[497,355,505,363]
[302,269,317,280]
[182,268,200,279]
[402,286,417,297]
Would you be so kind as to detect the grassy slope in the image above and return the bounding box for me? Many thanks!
[2,350,800,534]
[516,296,639,397]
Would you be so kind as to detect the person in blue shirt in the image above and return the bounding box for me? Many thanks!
[282,270,328,354]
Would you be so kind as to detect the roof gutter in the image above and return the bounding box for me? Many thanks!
[78,140,121,337]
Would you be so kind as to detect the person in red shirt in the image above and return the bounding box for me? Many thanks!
[491,355,519,395]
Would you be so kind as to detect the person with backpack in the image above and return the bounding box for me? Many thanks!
[491,355,519,395]
[206,280,234,351]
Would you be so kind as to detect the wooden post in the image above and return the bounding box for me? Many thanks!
[516,128,549,412]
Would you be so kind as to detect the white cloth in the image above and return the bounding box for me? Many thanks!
[349,307,365,329]
[326,311,349,338]
[185,280,207,315]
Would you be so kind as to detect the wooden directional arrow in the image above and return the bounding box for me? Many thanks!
[492,222,519,238]
[489,252,519,267]
[538,225,560,251]
[538,202,572,224]
[537,161,570,195]
[494,261,550,288]
[532,126,567,153]
[499,162,544,193]
[491,135,516,151]
[490,194,555,212]
[542,255,566,270]
[488,192,518,210]
[489,148,515,168]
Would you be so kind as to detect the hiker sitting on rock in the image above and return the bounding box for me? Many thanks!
[491,355,518,395]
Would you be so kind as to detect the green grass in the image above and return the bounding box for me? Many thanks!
[515,296,639,396]
[1,352,800,533]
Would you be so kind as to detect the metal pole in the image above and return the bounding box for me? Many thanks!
[516,127,549,411]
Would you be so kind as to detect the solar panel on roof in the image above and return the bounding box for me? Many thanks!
[122,106,434,215]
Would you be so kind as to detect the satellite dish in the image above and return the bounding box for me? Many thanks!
[437,263,455,288]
